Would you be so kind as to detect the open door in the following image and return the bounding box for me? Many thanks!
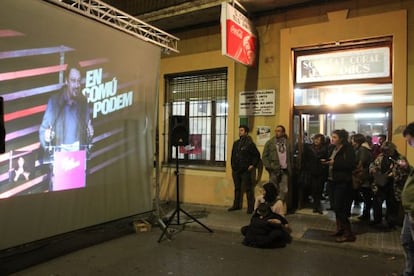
[291,106,391,211]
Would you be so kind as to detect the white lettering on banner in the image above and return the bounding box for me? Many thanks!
[296,47,390,83]
[228,3,252,33]
[93,91,133,118]
[231,12,241,25]
[230,25,243,39]
[82,68,135,118]
[83,78,118,102]
[221,3,256,66]
[85,68,102,87]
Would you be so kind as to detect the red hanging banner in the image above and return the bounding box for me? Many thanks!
[221,2,256,67]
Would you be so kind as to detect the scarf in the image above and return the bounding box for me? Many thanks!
[275,137,286,154]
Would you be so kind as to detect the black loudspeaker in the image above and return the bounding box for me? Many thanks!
[170,115,189,146]
[0,97,5,154]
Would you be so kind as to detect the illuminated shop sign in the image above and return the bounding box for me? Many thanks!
[220,2,256,66]
[296,47,390,84]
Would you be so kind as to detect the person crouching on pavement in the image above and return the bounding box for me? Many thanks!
[254,182,286,216]
[241,202,292,248]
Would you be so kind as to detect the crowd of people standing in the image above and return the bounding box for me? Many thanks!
[298,130,411,232]
[229,122,414,275]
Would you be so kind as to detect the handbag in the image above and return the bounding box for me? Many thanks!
[373,171,391,187]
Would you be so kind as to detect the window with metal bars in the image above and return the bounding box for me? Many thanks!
[165,68,228,166]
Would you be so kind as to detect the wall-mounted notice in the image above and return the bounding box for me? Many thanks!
[256,126,271,146]
[239,89,275,116]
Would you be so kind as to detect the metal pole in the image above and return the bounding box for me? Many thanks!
[175,145,180,225]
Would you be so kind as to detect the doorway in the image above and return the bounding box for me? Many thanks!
[293,106,392,161]
[290,106,391,211]
[294,107,391,143]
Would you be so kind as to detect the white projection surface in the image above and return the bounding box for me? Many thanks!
[0,0,160,249]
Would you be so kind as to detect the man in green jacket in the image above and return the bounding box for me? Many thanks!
[262,125,292,215]
[401,122,414,276]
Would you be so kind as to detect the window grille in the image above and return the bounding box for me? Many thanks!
[165,68,228,166]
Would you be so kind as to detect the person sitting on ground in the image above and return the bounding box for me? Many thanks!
[241,202,292,248]
[254,182,286,216]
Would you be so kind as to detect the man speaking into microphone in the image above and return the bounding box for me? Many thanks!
[38,63,93,191]
[39,63,94,153]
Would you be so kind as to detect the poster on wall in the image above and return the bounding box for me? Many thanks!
[179,134,202,154]
[239,89,275,116]
[220,2,256,66]
[256,126,271,146]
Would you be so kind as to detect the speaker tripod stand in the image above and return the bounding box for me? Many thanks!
[158,145,213,242]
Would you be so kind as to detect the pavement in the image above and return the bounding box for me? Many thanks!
[13,228,404,276]
[1,200,404,275]
[167,201,404,256]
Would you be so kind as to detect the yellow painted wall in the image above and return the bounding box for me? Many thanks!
[159,51,236,206]
[280,9,407,151]
[159,0,414,207]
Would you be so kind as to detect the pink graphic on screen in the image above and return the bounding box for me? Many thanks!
[53,150,86,191]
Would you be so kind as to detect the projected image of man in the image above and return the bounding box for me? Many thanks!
[39,65,94,153]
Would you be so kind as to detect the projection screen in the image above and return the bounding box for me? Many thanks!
[0,0,159,250]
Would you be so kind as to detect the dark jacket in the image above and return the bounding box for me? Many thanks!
[354,142,373,187]
[231,135,260,173]
[39,90,91,149]
[302,143,328,176]
[329,143,356,183]
[241,204,291,248]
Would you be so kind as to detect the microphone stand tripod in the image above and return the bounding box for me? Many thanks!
[158,145,213,242]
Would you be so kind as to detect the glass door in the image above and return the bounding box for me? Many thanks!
[291,107,391,211]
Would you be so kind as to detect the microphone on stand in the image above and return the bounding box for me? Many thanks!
[45,125,55,154]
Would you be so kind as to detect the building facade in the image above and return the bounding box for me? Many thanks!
[158,0,413,208]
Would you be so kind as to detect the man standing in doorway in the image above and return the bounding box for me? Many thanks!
[262,125,292,215]
[229,125,261,214]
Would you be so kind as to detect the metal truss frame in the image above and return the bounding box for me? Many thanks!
[43,0,179,53]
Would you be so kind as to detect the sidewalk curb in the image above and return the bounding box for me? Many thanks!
[168,203,405,256]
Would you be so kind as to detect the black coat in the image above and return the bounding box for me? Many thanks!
[329,143,356,183]
[241,211,291,248]
[231,135,260,172]
[302,143,328,176]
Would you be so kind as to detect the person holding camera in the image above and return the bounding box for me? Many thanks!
[369,141,407,228]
